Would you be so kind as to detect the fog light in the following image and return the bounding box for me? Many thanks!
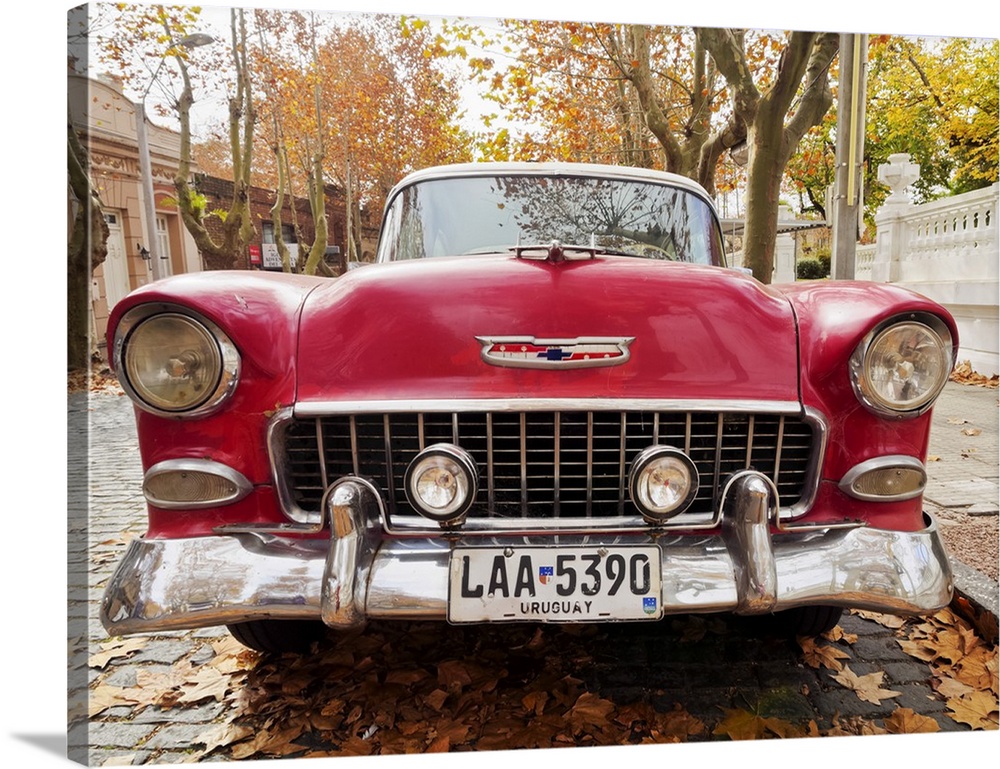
[405,444,478,524]
[629,446,699,522]
[143,459,252,509]
[839,456,926,501]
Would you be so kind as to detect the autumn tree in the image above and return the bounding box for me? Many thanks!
[699,30,839,281]
[324,16,472,253]
[251,9,332,275]
[786,36,998,237]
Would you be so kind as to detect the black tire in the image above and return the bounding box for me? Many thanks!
[226,619,327,654]
[779,605,844,637]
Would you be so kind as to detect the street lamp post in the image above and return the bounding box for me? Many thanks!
[831,33,869,280]
[136,33,214,282]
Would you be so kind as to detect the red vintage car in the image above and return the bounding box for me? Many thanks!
[101,162,957,653]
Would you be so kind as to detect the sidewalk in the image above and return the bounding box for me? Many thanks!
[924,381,999,620]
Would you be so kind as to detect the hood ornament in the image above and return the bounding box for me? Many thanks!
[476,336,635,369]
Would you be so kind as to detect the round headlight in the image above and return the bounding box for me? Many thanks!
[404,444,478,524]
[851,318,952,417]
[117,310,240,416]
[629,446,699,522]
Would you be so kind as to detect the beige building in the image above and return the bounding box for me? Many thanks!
[69,72,202,359]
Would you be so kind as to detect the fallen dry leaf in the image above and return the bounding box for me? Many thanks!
[89,637,148,669]
[197,721,254,755]
[566,692,616,730]
[934,676,975,699]
[947,690,1000,729]
[823,626,858,644]
[823,714,887,736]
[713,708,804,740]
[88,685,142,717]
[656,704,705,741]
[898,638,939,662]
[176,665,231,704]
[961,427,983,436]
[854,610,906,629]
[950,361,1000,388]
[832,666,902,705]
[799,637,851,671]
[883,707,940,734]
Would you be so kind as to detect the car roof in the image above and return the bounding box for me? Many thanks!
[386,162,718,212]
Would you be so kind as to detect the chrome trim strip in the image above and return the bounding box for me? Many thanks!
[711,414,724,510]
[142,459,253,510]
[316,419,329,490]
[785,407,829,520]
[267,407,318,525]
[839,455,927,501]
[383,414,396,505]
[294,398,802,417]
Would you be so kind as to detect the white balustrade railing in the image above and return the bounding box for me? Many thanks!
[854,244,877,278]
[867,154,998,375]
[900,186,997,282]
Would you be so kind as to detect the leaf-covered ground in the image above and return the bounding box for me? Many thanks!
[85,606,998,763]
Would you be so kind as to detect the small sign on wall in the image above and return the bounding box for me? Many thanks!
[261,243,299,271]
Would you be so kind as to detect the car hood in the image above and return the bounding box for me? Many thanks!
[295,256,799,405]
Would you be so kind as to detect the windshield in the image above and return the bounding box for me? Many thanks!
[377,174,726,266]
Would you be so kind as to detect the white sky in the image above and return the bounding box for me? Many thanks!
[3,2,998,769]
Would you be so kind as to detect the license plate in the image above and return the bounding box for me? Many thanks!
[448,546,662,623]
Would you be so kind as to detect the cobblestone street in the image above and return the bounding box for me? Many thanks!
[72,382,999,765]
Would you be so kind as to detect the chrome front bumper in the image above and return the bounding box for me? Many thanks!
[101,474,954,635]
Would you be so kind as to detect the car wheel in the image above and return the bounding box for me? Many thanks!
[226,619,328,653]
[779,605,844,637]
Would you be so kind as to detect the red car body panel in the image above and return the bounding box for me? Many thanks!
[108,271,324,538]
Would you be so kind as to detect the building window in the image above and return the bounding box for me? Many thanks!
[262,222,296,244]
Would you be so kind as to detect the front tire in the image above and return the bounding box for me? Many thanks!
[226,619,327,653]
[779,605,844,637]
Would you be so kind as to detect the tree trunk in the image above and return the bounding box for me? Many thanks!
[303,152,329,275]
[171,8,256,270]
[67,125,109,370]
[741,128,785,281]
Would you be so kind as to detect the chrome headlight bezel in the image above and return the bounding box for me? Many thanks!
[628,445,700,523]
[849,313,953,419]
[404,443,479,525]
[114,304,241,418]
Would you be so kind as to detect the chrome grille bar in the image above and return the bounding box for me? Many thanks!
[486,413,495,513]
[553,413,561,517]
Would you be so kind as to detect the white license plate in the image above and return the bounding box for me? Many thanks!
[448,546,662,623]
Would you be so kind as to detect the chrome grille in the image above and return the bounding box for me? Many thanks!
[277,407,818,528]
